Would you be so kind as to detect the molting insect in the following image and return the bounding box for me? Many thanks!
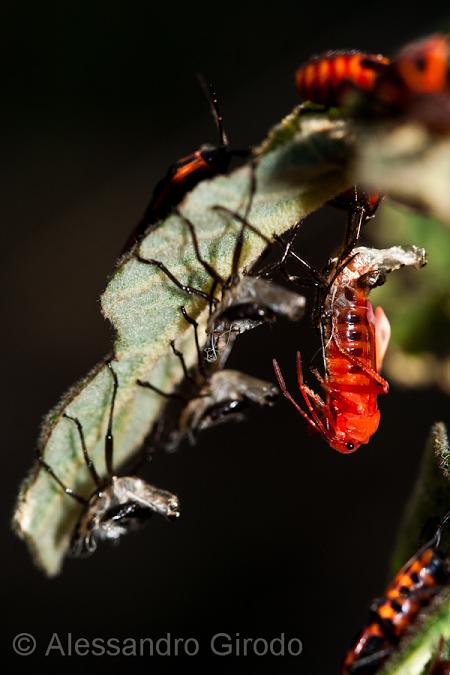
[273,244,427,454]
[136,169,305,364]
[138,307,279,450]
[37,361,180,556]
[341,510,450,674]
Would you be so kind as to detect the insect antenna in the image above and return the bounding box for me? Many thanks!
[63,412,102,488]
[105,361,119,478]
[197,74,229,147]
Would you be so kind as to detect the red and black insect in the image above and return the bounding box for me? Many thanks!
[341,511,450,674]
[271,235,426,454]
[371,34,450,133]
[296,35,450,133]
[374,34,450,107]
[125,80,248,251]
[273,250,391,454]
[295,50,390,107]
[295,50,385,234]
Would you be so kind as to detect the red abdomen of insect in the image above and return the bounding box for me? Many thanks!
[325,293,385,453]
[295,51,390,106]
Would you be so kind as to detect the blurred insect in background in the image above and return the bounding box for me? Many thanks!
[124,79,249,251]
[295,35,450,132]
[271,238,426,453]
[295,50,386,241]
[37,361,180,556]
[136,169,305,365]
[371,34,450,133]
[295,50,390,107]
[137,307,278,451]
[373,34,450,105]
[341,510,450,674]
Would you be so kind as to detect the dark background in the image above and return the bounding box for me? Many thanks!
[2,3,449,674]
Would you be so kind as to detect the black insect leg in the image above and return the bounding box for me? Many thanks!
[197,75,229,147]
[136,379,187,401]
[63,413,101,488]
[346,647,392,673]
[174,208,224,289]
[104,361,119,478]
[136,255,211,302]
[36,452,87,505]
[170,340,197,386]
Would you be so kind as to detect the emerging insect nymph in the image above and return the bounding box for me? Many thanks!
[341,510,450,674]
[273,245,427,454]
[37,362,180,556]
[138,307,278,450]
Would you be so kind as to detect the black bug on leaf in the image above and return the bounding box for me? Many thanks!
[124,79,249,251]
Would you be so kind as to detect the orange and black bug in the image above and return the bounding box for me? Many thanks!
[295,50,390,107]
[374,34,450,107]
[341,511,450,673]
[124,80,248,251]
[272,248,392,454]
[370,34,450,133]
[269,228,425,453]
[295,52,386,229]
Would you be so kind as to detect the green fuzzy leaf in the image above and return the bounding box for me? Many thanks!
[13,108,352,576]
[379,423,450,675]
[390,423,450,573]
[379,589,450,675]
[356,124,450,227]
[369,201,450,392]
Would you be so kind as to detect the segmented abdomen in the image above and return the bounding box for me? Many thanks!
[295,51,389,106]
[327,296,376,396]
[341,545,449,673]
